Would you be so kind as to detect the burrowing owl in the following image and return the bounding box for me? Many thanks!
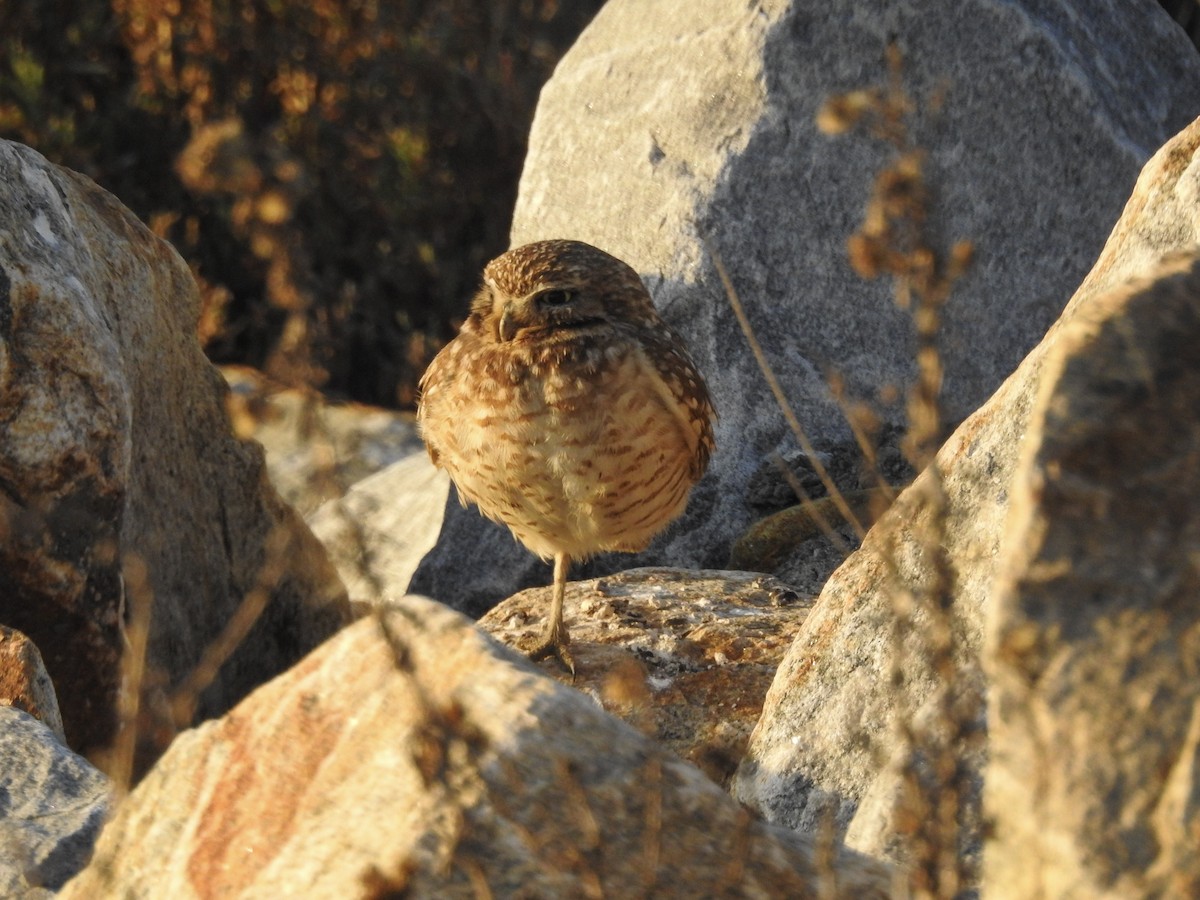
[417,239,715,673]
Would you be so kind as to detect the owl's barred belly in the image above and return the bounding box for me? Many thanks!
[416,238,714,668]
[441,353,697,560]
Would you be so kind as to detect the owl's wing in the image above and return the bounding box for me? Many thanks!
[637,325,717,481]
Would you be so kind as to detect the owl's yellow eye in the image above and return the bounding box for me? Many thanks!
[536,289,574,307]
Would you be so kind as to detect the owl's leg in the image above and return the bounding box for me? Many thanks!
[528,552,574,676]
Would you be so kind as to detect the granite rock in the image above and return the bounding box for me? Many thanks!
[63,597,893,899]
[732,114,1200,880]
[0,140,351,759]
[478,567,813,786]
[985,251,1200,895]
[413,0,1200,617]
[0,626,65,743]
[0,708,110,896]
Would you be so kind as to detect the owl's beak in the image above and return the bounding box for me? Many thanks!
[497,308,518,343]
[497,301,533,343]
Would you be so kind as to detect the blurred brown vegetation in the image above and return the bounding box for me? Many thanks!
[0,0,605,407]
[2,1,1193,412]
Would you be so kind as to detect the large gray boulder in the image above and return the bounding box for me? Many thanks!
[732,113,1200,883]
[411,0,1200,615]
[0,140,352,759]
[985,250,1200,894]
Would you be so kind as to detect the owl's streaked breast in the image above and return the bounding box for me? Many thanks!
[419,333,705,560]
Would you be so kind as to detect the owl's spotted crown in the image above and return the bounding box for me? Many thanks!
[484,239,638,293]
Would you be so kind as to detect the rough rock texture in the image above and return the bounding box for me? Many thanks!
[0,140,351,757]
[478,568,813,785]
[0,626,65,743]
[411,0,1200,616]
[985,252,1200,896]
[0,707,110,896]
[63,597,894,899]
[308,453,449,607]
[732,114,1200,867]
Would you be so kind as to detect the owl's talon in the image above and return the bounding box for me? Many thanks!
[526,554,576,678]
[527,634,576,679]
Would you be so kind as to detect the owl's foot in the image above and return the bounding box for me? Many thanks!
[527,625,575,679]
[527,552,576,677]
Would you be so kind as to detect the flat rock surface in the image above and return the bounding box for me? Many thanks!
[478,567,813,785]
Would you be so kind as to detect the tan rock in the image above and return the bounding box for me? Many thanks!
[309,453,449,607]
[220,365,427,516]
[64,596,893,899]
[220,364,450,605]
[985,251,1200,896]
[479,567,812,785]
[0,626,64,743]
[733,114,1200,875]
[728,488,897,597]
[0,140,351,759]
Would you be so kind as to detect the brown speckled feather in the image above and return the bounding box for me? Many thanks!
[416,239,715,668]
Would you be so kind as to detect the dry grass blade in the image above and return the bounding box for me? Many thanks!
[827,372,898,503]
[167,522,295,728]
[101,551,154,796]
[766,451,855,558]
[707,239,867,542]
[819,42,979,898]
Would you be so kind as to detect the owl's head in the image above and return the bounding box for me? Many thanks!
[471,240,661,343]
